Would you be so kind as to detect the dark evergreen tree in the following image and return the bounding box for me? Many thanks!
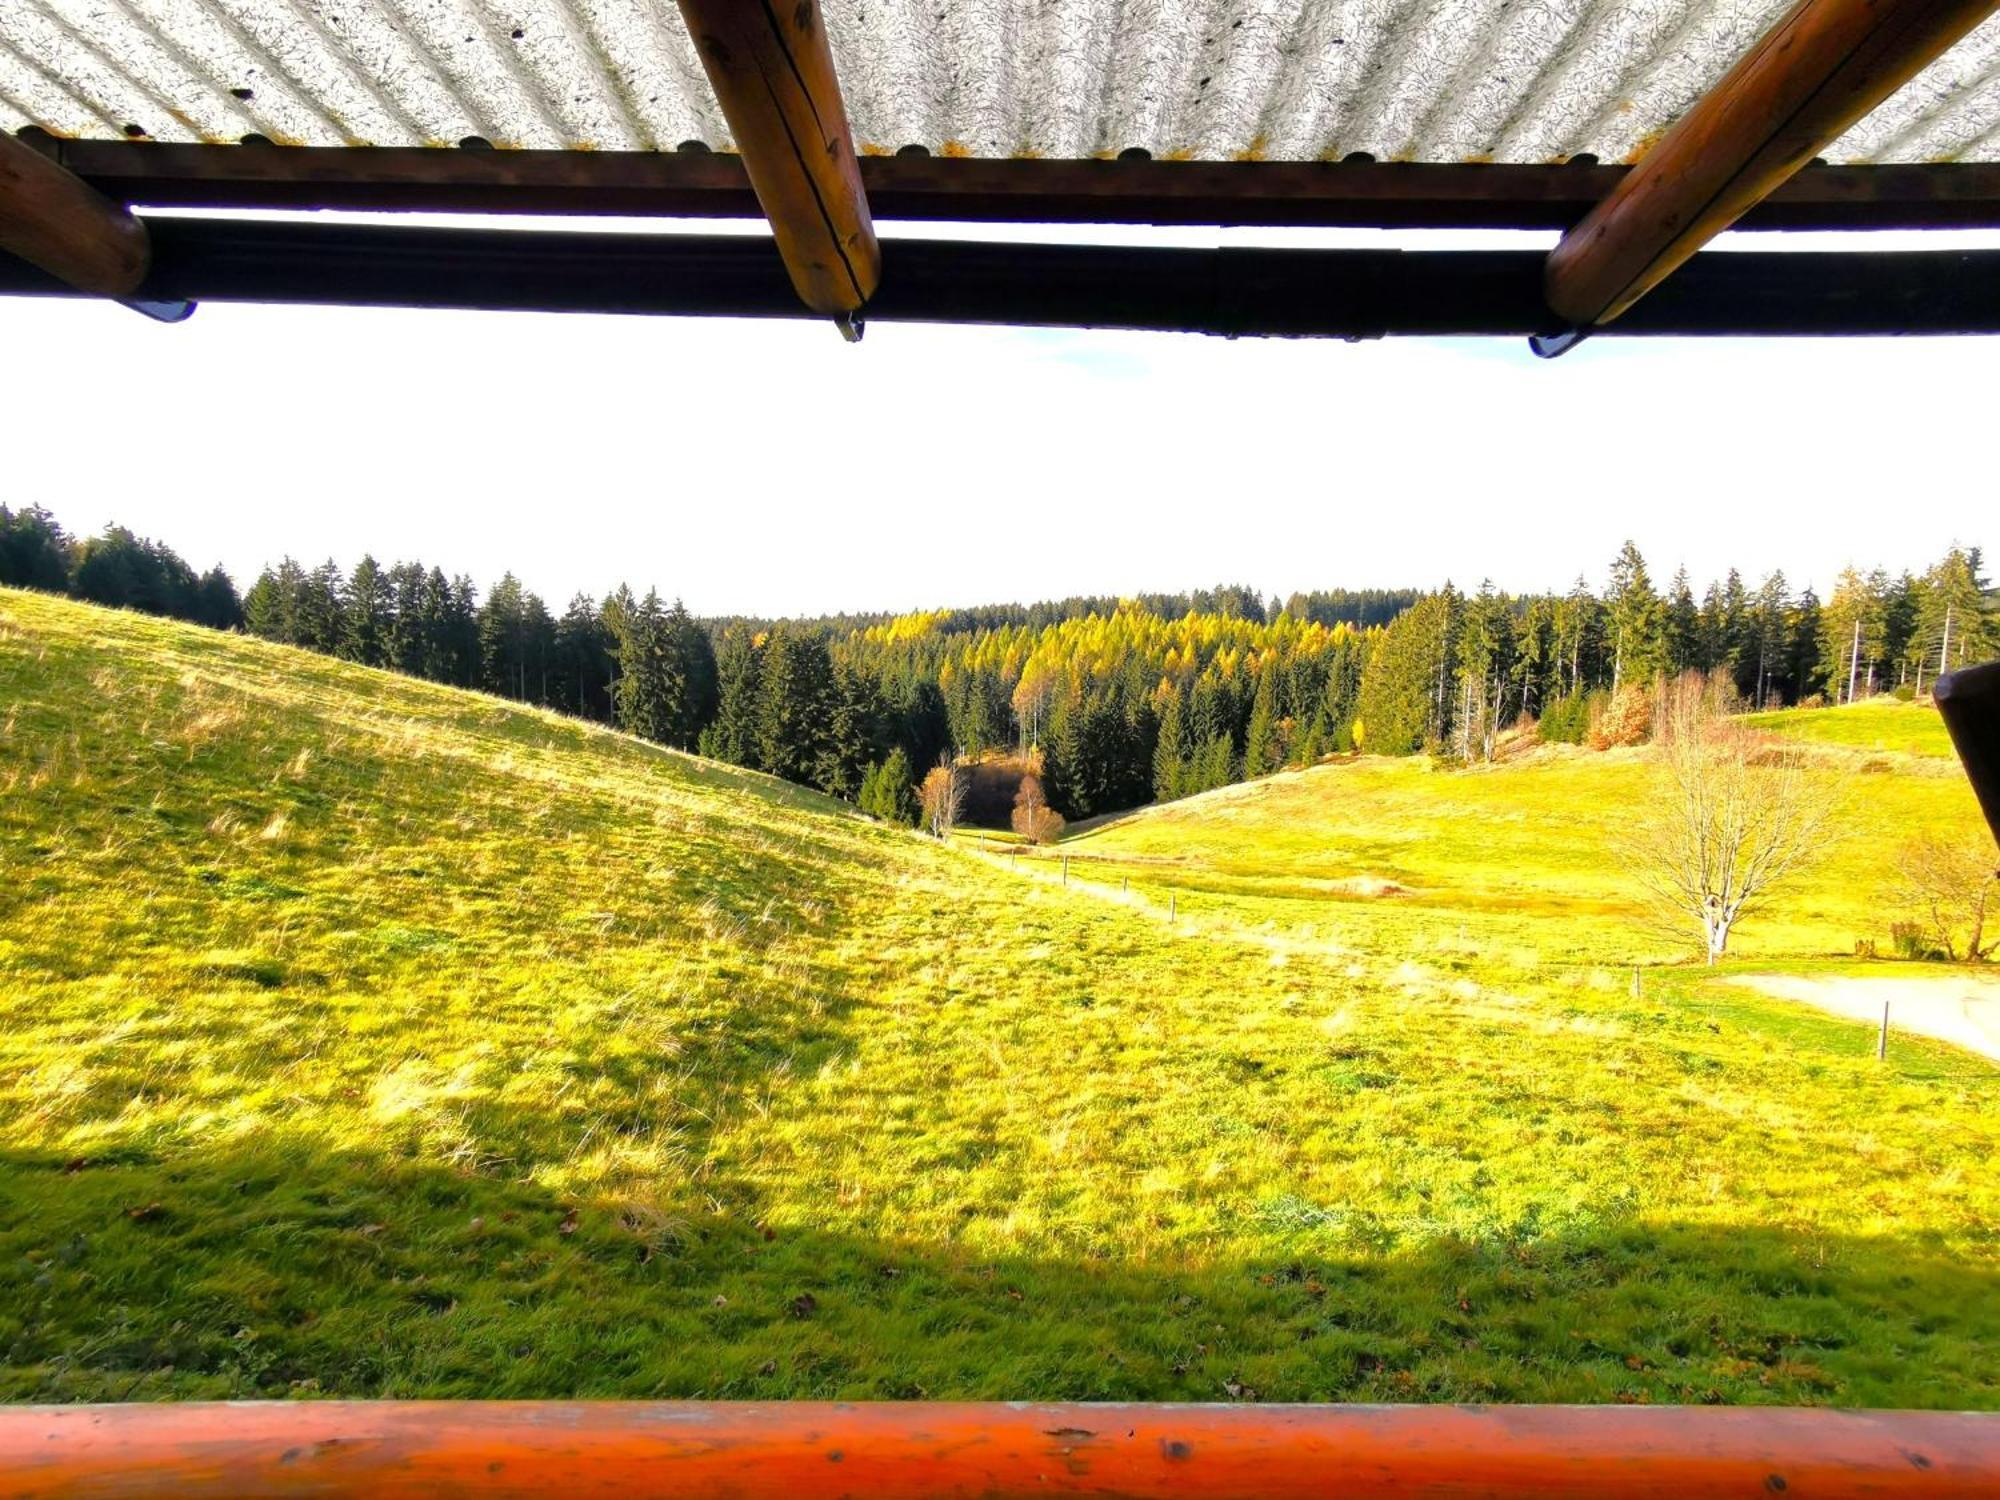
[756,627,837,784]
[343,555,392,665]
[1604,541,1664,692]
[0,504,72,591]
[665,599,718,741]
[701,629,765,767]
[858,748,920,825]
[615,590,687,744]
[193,566,243,630]
[553,593,615,720]
[1664,566,1700,674]
[1241,660,1280,778]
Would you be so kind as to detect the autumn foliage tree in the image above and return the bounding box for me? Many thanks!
[1010,773,1065,844]
[919,757,967,840]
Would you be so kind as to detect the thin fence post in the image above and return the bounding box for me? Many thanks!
[1062,856,1069,886]
[1879,1000,1890,1061]
[1122,875,1128,894]
[1169,892,1176,922]
[1631,968,1641,999]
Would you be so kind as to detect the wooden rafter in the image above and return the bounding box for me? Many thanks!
[674,0,877,325]
[0,128,151,300]
[1544,0,2000,334]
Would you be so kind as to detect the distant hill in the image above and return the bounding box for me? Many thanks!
[2,588,1995,1408]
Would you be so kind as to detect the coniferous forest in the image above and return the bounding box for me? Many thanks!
[3,502,1992,826]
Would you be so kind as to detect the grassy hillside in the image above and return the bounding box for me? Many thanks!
[2,587,1996,1408]
[1054,705,1981,966]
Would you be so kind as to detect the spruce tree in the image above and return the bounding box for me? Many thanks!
[1664,567,1700,675]
[1151,682,1188,802]
[701,629,764,767]
[194,566,243,630]
[0,504,72,591]
[343,555,392,665]
[1242,661,1280,778]
[756,628,837,785]
[1604,541,1664,693]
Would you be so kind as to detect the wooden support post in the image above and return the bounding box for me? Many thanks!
[0,132,152,301]
[674,0,878,326]
[1169,892,1177,922]
[1544,0,2000,334]
[1879,1000,1890,1061]
[1062,856,1069,886]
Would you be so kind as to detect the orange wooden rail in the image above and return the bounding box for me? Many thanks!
[1,1402,1997,1498]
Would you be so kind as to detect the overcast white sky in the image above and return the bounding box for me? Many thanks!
[3,216,1992,618]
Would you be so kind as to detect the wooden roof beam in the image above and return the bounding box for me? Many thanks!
[0,129,187,320]
[675,0,877,332]
[1542,0,2000,348]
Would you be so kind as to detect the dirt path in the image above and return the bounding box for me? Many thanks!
[1731,972,2000,1062]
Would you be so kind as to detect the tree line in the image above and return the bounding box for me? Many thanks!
[4,501,1991,827]
[1347,543,1993,762]
[0,505,242,630]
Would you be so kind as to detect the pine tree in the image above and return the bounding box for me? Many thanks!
[1913,546,1993,690]
[701,629,764,767]
[479,573,528,697]
[1241,660,1280,778]
[664,599,718,743]
[1152,682,1189,801]
[616,590,687,744]
[1604,541,1664,693]
[384,562,428,676]
[0,504,72,592]
[858,748,921,826]
[1819,567,1885,704]
[1356,593,1455,754]
[343,555,392,665]
[194,566,243,630]
[554,593,615,720]
[1749,571,1790,707]
[822,663,889,799]
[1664,567,1700,675]
[756,627,837,784]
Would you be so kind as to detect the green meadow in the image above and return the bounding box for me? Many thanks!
[2,587,1995,1408]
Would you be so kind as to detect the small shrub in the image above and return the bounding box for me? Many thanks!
[1539,693,1592,745]
[1889,921,1938,961]
[1853,937,1879,959]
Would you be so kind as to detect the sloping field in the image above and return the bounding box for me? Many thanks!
[1058,706,1983,966]
[2,588,1996,1407]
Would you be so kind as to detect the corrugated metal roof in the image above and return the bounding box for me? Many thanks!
[3,0,1998,164]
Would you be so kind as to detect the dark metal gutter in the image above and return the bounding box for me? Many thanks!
[6,217,2000,338]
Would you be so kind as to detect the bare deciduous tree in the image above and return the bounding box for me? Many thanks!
[1630,673,1838,964]
[1897,832,1999,961]
[919,755,967,841]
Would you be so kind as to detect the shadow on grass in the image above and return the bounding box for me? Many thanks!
[3,1131,1994,1408]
